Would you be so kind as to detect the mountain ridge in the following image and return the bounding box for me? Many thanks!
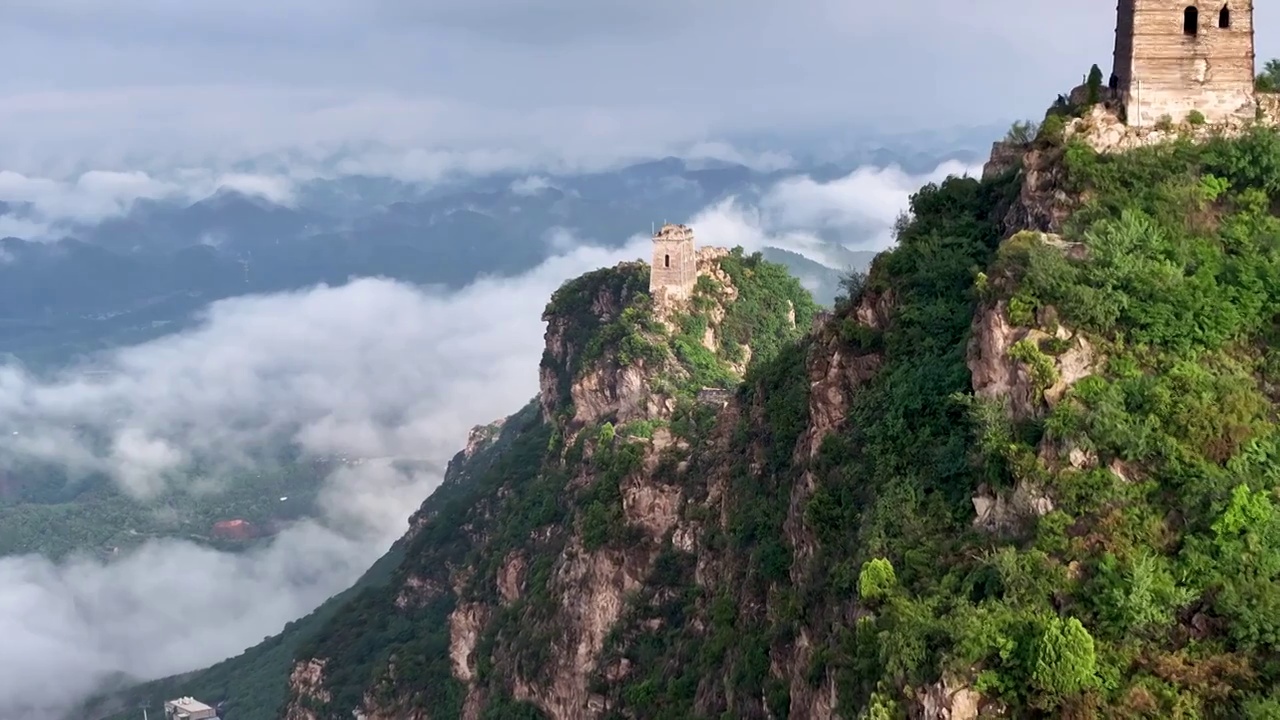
[2,155,898,369]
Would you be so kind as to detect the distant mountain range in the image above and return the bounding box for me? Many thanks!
[0,151,985,367]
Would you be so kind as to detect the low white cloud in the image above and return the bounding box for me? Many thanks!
[332,146,540,186]
[213,173,297,205]
[542,226,587,253]
[0,85,728,185]
[511,174,555,196]
[1,497,395,720]
[0,216,49,241]
[0,169,176,225]
[0,158,976,500]
[682,141,794,172]
[0,231,653,719]
[75,170,173,202]
[686,159,982,266]
[0,231,649,497]
[0,137,819,234]
[0,167,300,234]
[197,230,228,248]
[689,199,841,265]
[761,160,980,242]
[0,0,1108,184]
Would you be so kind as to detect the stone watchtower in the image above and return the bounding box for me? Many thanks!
[649,223,697,303]
[1111,0,1256,127]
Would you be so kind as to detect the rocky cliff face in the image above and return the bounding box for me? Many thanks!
[281,248,824,719]
[536,262,666,428]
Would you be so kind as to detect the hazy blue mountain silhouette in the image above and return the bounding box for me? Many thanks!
[0,154,936,366]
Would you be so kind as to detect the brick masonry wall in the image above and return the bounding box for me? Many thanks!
[1115,0,1256,126]
[650,237,697,302]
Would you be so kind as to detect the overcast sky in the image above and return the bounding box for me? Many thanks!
[10,0,1271,177]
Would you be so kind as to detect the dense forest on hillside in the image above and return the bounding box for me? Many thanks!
[783,126,1280,716]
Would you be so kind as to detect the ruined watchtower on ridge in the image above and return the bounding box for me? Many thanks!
[1112,0,1256,127]
[649,223,697,304]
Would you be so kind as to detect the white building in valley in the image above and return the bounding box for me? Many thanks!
[163,697,218,720]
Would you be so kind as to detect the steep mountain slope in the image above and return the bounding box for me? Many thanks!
[278,247,820,719]
[270,122,1280,720]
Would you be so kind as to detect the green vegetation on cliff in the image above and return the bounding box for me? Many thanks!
[945,129,1280,716]
[793,129,1280,717]
[541,263,663,397]
[542,249,815,406]
[610,168,1020,719]
[260,250,812,719]
[571,127,1280,718]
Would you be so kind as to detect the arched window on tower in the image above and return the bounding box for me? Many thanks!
[1219,5,1231,28]
[664,254,670,268]
[1184,6,1199,36]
